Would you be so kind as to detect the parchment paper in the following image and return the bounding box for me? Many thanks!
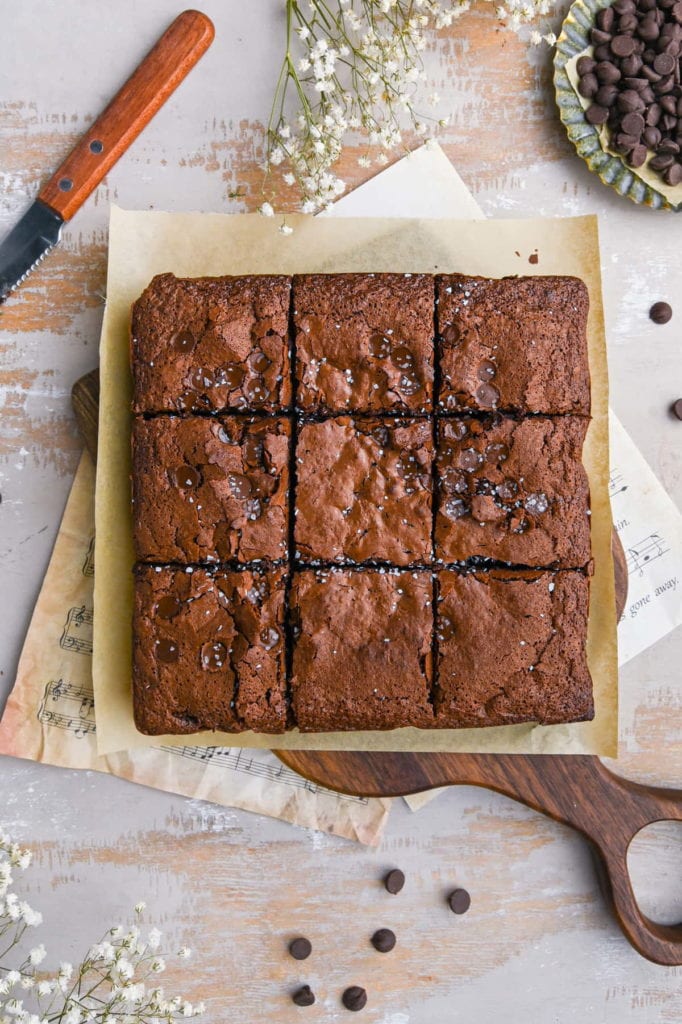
[565,49,682,205]
[94,208,617,756]
[0,452,390,845]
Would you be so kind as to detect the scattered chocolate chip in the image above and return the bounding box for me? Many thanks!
[586,103,610,124]
[342,987,367,1012]
[650,300,673,323]
[384,868,405,894]
[664,162,682,184]
[371,928,396,953]
[671,398,682,419]
[612,33,637,55]
[173,465,201,488]
[292,985,315,1007]
[289,937,312,961]
[448,888,471,915]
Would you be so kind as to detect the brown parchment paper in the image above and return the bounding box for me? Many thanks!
[0,452,391,846]
[565,49,682,205]
[94,209,617,756]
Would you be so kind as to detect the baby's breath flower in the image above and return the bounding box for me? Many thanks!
[28,946,46,966]
[177,947,192,959]
[279,223,294,235]
[134,902,146,915]
[261,0,557,216]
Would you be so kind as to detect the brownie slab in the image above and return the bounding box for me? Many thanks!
[436,275,590,415]
[295,417,433,565]
[290,569,434,731]
[131,273,292,414]
[133,565,287,735]
[132,416,290,564]
[435,569,593,727]
[293,273,434,413]
[435,416,591,568]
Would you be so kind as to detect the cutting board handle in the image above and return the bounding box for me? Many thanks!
[276,749,682,966]
[38,10,214,221]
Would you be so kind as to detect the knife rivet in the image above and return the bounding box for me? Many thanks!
[58,178,73,191]
[89,140,104,154]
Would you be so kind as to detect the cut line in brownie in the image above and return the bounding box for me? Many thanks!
[293,273,435,414]
[435,569,593,728]
[435,415,591,568]
[131,273,292,414]
[132,415,291,564]
[133,565,288,735]
[295,416,433,565]
[290,568,435,731]
[436,275,591,415]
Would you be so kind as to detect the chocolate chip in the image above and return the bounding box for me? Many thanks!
[248,349,271,373]
[621,111,646,134]
[612,33,637,56]
[441,323,461,346]
[597,5,615,31]
[172,329,195,352]
[155,596,182,619]
[596,83,620,105]
[650,152,676,169]
[391,345,415,370]
[586,103,610,124]
[219,363,245,389]
[155,639,179,663]
[654,51,676,73]
[577,55,597,74]
[369,333,391,358]
[342,987,367,1012]
[228,473,253,499]
[384,868,405,894]
[628,144,649,166]
[579,73,599,98]
[289,937,312,961]
[671,398,682,419]
[596,61,621,83]
[173,465,201,488]
[643,125,662,145]
[650,300,673,323]
[371,928,396,953]
[292,985,315,1007]
[618,89,645,112]
[200,641,226,670]
[448,888,471,915]
[664,161,682,184]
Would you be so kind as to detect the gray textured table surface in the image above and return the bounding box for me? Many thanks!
[0,2,680,1021]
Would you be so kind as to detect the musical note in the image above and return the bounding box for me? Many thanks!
[156,745,368,804]
[625,532,670,577]
[37,679,96,738]
[609,468,628,499]
[82,536,95,577]
[59,605,94,655]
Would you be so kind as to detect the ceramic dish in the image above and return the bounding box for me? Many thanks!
[554,0,681,212]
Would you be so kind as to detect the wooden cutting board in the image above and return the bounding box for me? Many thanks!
[72,368,681,967]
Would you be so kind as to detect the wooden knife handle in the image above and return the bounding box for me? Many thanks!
[38,10,214,221]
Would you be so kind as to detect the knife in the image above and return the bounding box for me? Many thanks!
[0,9,214,303]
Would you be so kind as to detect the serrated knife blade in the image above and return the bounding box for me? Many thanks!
[0,10,214,303]
[0,201,63,303]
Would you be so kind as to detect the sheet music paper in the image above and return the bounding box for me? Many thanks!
[610,411,682,664]
[0,453,390,845]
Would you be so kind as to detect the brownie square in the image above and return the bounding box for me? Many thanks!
[295,417,433,565]
[133,565,287,735]
[435,416,591,568]
[435,569,593,727]
[131,273,292,414]
[436,275,590,415]
[132,416,290,564]
[293,273,434,413]
[290,569,434,731]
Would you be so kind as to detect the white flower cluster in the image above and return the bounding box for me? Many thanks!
[261,0,559,221]
[0,839,204,1024]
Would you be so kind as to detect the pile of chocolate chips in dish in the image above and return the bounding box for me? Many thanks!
[287,869,471,1011]
[577,0,682,186]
